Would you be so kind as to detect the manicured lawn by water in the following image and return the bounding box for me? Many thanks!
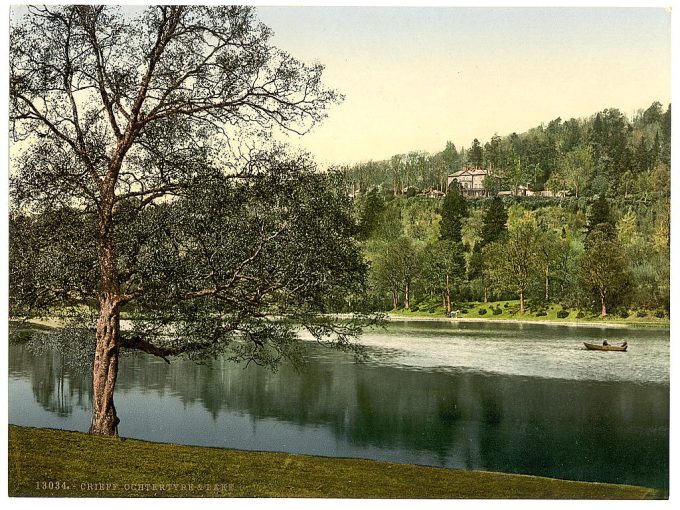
[8,426,661,499]
[391,300,669,328]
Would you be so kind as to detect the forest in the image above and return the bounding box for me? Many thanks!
[340,102,671,319]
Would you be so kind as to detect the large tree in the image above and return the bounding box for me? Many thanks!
[587,194,615,238]
[480,196,508,247]
[467,138,483,167]
[439,182,467,242]
[422,240,465,314]
[373,237,421,310]
[580,231,628,318]
[547,145,594,199]
[9,5,368,436]
[483,221,541,314]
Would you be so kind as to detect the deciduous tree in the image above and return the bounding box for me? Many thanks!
[9,5,366,437]
[580,231,628,318]
[483,220,541,313]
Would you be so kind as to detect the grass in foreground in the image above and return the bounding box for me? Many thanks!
[9,426,661,499]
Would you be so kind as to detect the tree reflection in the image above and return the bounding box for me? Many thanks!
[9,340,669,489]
[11,343,90,416]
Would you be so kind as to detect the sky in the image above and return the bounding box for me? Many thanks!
[6,4,673,167]
[247,6,672,166]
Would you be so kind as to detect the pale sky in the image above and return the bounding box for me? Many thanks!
[7,5,673,167]
[253,6,672,166]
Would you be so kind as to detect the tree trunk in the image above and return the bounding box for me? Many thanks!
[392,289,399,310]
[89,295,121,436]
[600,290,607,318]
[545,265,550,301]
[483,286,488,303]
[90,178,122,436]
[404,283,410,310]
[519,290,525,314]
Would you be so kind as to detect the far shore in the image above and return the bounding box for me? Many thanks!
[11,311,670,333]
[383,314,670,329]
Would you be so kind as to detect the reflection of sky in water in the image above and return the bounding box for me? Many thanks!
[301,321,670,384]
[9,321,670,489]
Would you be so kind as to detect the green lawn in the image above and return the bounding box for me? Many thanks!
[9,426,661,499]
[390,300,670,328]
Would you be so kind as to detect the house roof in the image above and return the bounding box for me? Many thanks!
[449,166,487,178]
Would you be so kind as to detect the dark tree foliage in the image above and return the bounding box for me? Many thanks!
[587,194,614,238]
[439,182,467,242]
[121,164,370,363]
[660,104,671,165]
[641,101,663,126]
[9,5,370,437]
[357,188,385,240]
[588,108,632,183]
[467,243,484,282]
[467,138,483,167]
[480,197,508,246]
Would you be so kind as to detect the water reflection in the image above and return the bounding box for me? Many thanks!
[9,322,669,490]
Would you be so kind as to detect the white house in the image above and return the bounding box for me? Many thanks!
[447,167,489,197]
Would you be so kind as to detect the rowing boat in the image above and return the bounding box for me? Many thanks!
[583,342,628,352]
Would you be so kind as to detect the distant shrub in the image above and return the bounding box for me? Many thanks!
[535,311,547,317]
[576,311,586,319]
[410,306,419,312]
[503,303,509,308]
[461,309,468,314]
[493,307,502,315]
[478,308,487,315]
[618,310,630,319]
[655,310,666,319]
[636,310,648,318]
[556,310,570,319]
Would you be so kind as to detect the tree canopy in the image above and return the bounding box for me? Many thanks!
[9,5,368,436]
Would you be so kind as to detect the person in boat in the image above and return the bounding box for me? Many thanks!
[603,340,609,346]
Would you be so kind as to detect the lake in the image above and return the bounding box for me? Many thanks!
[9,320,669,490]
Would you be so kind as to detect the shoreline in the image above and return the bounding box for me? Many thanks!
[13,313,670,332]
[383,313,670,329]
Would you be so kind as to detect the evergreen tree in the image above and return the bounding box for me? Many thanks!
[480,197,508,246]
[652,131,661,168]
[358,188,385,240]
[467,243,484,281]
[467,138,484,167]
[587,194,614,238]
[633,135,649,173]
[642,101,663,126]
[439,183,468,242]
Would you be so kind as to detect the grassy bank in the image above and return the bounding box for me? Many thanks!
[9,426,660,499]
[390,300,670,328]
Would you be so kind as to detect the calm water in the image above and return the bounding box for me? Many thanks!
[9,320,669,489]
